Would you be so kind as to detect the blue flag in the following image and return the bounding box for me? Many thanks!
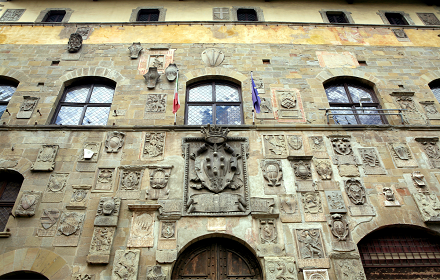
[251,73,261,114]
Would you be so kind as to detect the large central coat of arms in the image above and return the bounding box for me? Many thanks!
[182,125,250,216]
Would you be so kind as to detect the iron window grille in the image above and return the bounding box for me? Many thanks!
[359,227,440,267]
[326,12,349,23]
[42,10,66,22]
[52,80,115,126]
[0,82,17,118]
[137,9,160,22]
[429,81,440,104]
[324,81,386,125]
[0,172,23,232]
[237,9,258,21]
[385,13,409,25]
[185,80,243,125]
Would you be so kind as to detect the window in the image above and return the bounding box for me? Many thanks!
[0,80,18,118]
[429,80,440,103]
[0,171,23,232]
[237,9,257,21]
[52,78,116,125]
[324,81,385,125]
[42,10,66,22]
[326,12,349,23]
[137,9,160,22]
[185,81,243,125]
[385,13,408,25]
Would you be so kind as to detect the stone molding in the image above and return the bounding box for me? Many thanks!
[56,67,126,86]
[35,8,73,23]
[315,69,383,86]
[129,7,167,22]
[376,10,415,25]
[0,67,30,84]
[319,9,355,24]
[231,6,265,22]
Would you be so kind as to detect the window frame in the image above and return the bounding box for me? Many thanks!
[136,9,160,22]
[0,171,23,232]
[377,10,414,25]
[129,7,166,22]
[320,9,354,24]
[231,6,264,22]
[35,8,73,23]
[42,10,66,23]
[51,79,116,126]
[0,79,18,119]
[184,80,244,126]
[324,81,387,125]
[236,9,258,22]
[429,80,440,103]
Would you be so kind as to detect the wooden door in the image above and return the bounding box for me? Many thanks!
[172,237,263,280]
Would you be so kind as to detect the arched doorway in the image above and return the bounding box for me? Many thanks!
[172,237,263,280]
[0,271,48,280]
[358,225,440,279]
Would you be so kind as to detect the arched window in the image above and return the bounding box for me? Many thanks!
[185,80,243,125]
[52,78,116,125]
[324,80,385,125]
[0,171,23,232]
[0,78,18,118]
[358,226,440,279]
[429,80,440,103]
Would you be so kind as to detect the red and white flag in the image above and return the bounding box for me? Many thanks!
[172,70,180,114]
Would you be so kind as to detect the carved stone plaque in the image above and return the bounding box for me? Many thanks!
[358,148,386,175]
[303,269,329,280]
[17,96,38,119]
[93,168,116,192]
[388,143,418,168]
[345,179,375,216]
[417,13,440,25]
[144,132,165,159]
[329,136,358,166]
[294,228,329,268]
[412,191,440,222]
[53,212,85,247]
[147,165,172,200]
[117,166,144,200]
[42,173,69,203]
[71,274,94,280]
[87,227,116,264]
[145,94,166,119]
[31,145,59,171]
[262,135,288,158]
[259,219,277,244]
[325,191,347,213]
[15,191,42,217]
[201,48,224,67]
[392,94,426,125]
[77,142,101,172]
[156,250,177,263]
[213,7,230,20]
[182,125,250,216]
[265,257,297,280]
[37,208,60,236]
[392,29,410,41]
[309,136,328,159]
[380,185,401,207]
[0,9,25,21]
[275,89,301,119]
[147,265,168,280]
[251,197,275,216]
[160,221,176,239]
[66,185,91,210]
[332,258,367,280]
[328,214,355,252]
[420,101,440,120]
[95,197,121,226]
[314,159,332,180]
[261,160,286,195]
[279,194,301,223]
[290,157,315,192]
[112,250,140,280]
[256,97,274,119]
[105,131,125,153]
[302,192,326,222]
[415,137,440,168]
[128,211,155,247]
[158,199,183,220]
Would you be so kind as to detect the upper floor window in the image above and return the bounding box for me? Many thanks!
[324,81,385,125]
[52,78,115,125]
[429,80,440,103]
[0,79,18,118]
[0,171,23,232]
[137,9,160,22]
[43,10,66,22]
[385,13,408,25]
[185,81,243,125]
[326,12,349,23]
[237,9,257,21]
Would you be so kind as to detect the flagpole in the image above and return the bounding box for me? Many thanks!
[174,69,179,125]
[251,71,255,125]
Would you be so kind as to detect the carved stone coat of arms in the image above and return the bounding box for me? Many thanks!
[182,125,250,216]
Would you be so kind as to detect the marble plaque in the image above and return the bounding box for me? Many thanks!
[112,250,140,280]
[127,211,155,247]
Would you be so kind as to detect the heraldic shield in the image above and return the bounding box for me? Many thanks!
[182,125,250,216]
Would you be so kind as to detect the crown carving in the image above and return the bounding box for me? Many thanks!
[201,124,229,144]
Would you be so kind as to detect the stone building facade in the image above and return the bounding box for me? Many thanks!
[1,1,440,280]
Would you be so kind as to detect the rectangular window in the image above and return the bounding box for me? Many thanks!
[137,9,160,22]
[237,9,257,21]
[326,12,349,23]
[43,10,66,22]
[385,13,408,25]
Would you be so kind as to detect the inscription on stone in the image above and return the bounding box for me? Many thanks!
[251,197,275,215]
[158,199,183,220]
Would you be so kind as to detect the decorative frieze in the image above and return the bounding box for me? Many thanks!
[17,96,38,119]
[66,185,91,210]
[328,214,355,252]
[94,197,121,226]
[105,131,125,153]
[358,148,386,175]
[117,166,145,200]
[53,212,85,246]
[128,211,155,247]
[15,191,42,217]
[92,168,116,192]
[302,192,326,222]
[265,257,297,280]
[261,160,285,195]
[279,194,301,223]
[31,145,59,171]
[37,208,60,237]
[42,173,69,203]
[87,227,116,264]
[262,134,288,158]
[345,179,375,217]
[112,250,140,280]
[147,165,173,199]
[420,101,440,120]
[415,137,440,168]
[388,143,418,168]
[325,191,347,213]
[294,228,329,268]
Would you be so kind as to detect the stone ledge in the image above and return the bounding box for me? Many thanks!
[0,231,11,238]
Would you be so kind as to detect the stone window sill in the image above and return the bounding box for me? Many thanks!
[0,232,11,238]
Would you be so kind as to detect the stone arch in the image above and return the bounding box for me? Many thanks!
[420,70,440,87]
[0,156,34,181]
[0,68,30,84]
[315,68,383,86]
[56,67,127,86]
[0,248,70,280]
[184,68,247,86]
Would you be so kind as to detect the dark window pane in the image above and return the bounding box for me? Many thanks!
[0,85,16,102]
[82,107,110,125]
[44,11,66,22]
[237,9,257,21]
[325,85,349,103]
[89,85,115,103]
[187,106,213,125]
[137,9,160,21]
[188,85,212,102]
[216,85,240,102]
[347,85,374,103]
[55,106,83,125]
[0,181,21,202]
[216,105,242,125]
[430,85,440,103]
[386,13,408,25]
[0,207,12,232]
[64,85,90,103]
[327,12,348,23]
[356,107,384,125]
[0,105,6,118]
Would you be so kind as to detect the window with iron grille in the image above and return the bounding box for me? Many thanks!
[52,78,116,125]
[324,81,385,125]
[237,9,258,21]
[0,80,18,118]
[137,9,160,22]
[358,226,440,268]
[429,81,440,104]
[385,12,409,25]
[0,171,23,232]
[185,81,243,125]
[326,12,349,23]
[42,10,66,23]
